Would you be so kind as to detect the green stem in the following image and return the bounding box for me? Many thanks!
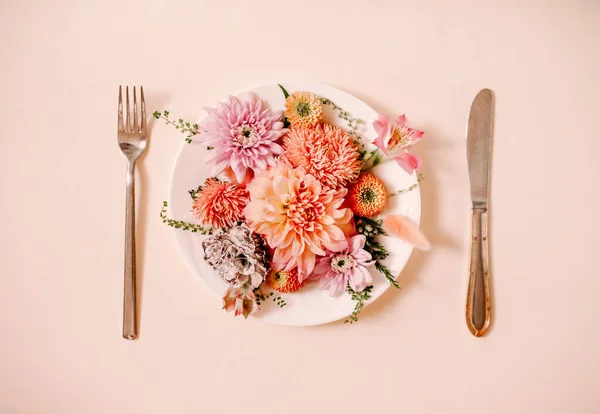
[388,173,424,197]
[152,110,200,144]
[160,201,210,234]
[345,285,373,324]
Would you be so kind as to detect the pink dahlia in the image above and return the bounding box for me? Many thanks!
[243,162,354,281]
[283,124,361,189]
[372,114,424,174]
[191,178,248,229]
[312,235,375,296]
[199,94,287,182]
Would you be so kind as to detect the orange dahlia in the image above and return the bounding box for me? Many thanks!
[284,91,323,128]
[191,178,248,228]
[283,124,361,189]
[265,268,303,293]
[347,173,387,217]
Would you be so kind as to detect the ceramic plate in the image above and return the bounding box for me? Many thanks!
[168,82,421,326]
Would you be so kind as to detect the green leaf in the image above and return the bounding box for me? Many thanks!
[278,84,290,99]
[375,262,400,289]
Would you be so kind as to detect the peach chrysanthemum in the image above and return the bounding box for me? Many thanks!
[284,91,323,128]
[243,162,354,281]
[265,268,303,293]
[347,173,387,217]
[283,124,361,189]
[191,178,248,229]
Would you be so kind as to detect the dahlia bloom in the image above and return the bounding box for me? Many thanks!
[191,178,248,229]
[283,124,361,189]
[347,173,387,217]
[312,235,375,296]
[244,162,354,281]
[372,114,424,174]
[284,91,323,128]
[199,94,286,182]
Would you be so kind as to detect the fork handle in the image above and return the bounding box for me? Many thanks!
[123,161,138,340]
[466,206,491,337]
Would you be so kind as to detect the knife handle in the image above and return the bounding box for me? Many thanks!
[466,205,491,337]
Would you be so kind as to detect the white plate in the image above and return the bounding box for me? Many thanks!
[168,82,421,326]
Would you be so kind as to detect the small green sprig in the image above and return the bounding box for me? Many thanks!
[321,98,365,150]
[152,110,200,144]
[355,216,400,289]
[255,290,287,308]
[160,201,210,234]
[389,173,424,197]
[345,285,373,323]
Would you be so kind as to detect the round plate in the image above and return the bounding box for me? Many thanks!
[168,82,421,326]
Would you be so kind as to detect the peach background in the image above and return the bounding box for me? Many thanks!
[1,0,599,413]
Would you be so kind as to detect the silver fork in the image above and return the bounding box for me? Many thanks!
[117,85,147,340]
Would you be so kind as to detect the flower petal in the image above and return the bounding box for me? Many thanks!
[393,153,422,175]
[348,234,367,254]
[373,114,390,141]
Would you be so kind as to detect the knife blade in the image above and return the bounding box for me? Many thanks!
[466,89,493,337]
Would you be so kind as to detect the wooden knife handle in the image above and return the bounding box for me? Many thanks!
[466,206,491,337]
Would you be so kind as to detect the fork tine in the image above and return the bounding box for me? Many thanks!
[126,86,132,132]
[140,86,146,131]
[118,86,124,132]
[133,86,138,131]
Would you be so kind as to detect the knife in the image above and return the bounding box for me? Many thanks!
[466,89,493,337]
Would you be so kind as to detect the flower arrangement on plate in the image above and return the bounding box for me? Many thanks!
[156,83,429,324]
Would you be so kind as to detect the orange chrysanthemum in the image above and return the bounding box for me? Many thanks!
[347,173,387,217]
[191,178,248,228]
[283,124,361,189]
[265,268,303,293]
[284,91,323,128]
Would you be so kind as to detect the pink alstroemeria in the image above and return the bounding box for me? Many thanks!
[372,114,424,174]
[222,286,259,319]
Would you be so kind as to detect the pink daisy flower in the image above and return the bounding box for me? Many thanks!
[372,114,424,174]
[199,94,287,182]
[312,235,375,296]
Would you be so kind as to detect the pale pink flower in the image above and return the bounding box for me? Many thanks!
[222,286,259,319]
[199,94,287,182]
[243,162,354,281]
[372,114,424,174]
[312,235,375,296]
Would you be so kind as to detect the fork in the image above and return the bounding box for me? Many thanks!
[117,86,147,340]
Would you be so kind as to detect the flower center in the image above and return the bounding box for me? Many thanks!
[235,126,259,147]
[387,127,406,151]
[359,188,377,205]
[296,102,311,118]
[330,254,356,273]
[285,197,325,230]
